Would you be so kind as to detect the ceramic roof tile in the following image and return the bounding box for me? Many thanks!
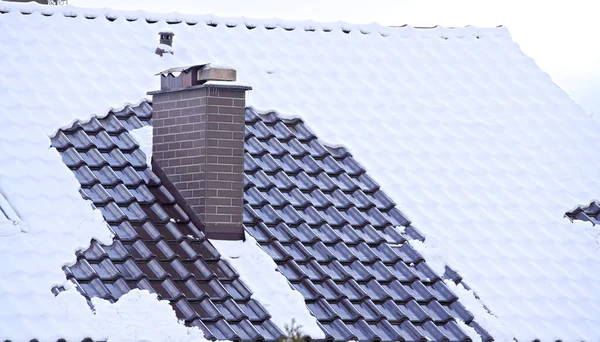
[243,108,487,341]
[54,102,489,341]
[51,104,284,342]
[567,201,600,225]
[3,3,600,340]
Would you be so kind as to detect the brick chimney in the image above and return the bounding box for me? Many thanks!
[148,64,250,240]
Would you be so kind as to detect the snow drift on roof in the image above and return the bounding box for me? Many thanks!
[212,235,325,339]
[2,1,600,341]
[130,125,153,167]
[0,190,27,237]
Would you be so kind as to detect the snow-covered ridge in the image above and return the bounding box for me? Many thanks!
[0,1,508,39]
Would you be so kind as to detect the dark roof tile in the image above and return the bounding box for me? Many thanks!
[52,104,283,341]
[370,320,404,341]
[346,319,380,341]
[567,201,600,225]
[55,103,489,341]
[307,298,339,321]
[469,321,493,342]
[320,319,357,341]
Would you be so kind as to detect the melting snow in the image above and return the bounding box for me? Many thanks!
[211,235,325,338]
[50,284,210,342]
[410,236,449,277]
[411,235,511,341]
[456,320,483,342]
[0,190,19,221]
[130,125,153,167]
[0,190,27,236]
[156,43,174,55]
[92,289,208,342]
[445,280,514,342]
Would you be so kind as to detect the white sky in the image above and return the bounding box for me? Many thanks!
[71,0,600,115]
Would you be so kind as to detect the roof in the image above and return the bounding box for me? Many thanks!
[48,102,488,341]
[2,1,600,341]
[51,103,283,341]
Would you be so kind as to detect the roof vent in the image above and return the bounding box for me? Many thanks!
[155,31,174,57]
[156,64,236,90]
[159,31,174,46]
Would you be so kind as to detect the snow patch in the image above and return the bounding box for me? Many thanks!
[0,191,27,236]
[456,320,482,342]
[0,221,22,237]
[395,225,406,235]
[572,219,600,248]
[409,234,447,276]
[92,289,208,342]
[211,235,324,339]
[130,125,153,167]
[0,191,19,221]
[445,281,514,342]
[156,43,174,55]
[410,233,511,341]
[50,285,214,342]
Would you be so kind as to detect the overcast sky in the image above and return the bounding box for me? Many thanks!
[71,0,600,115]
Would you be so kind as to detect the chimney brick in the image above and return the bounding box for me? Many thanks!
[149,81,250,241]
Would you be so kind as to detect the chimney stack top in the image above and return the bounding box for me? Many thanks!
[152,64,243,93]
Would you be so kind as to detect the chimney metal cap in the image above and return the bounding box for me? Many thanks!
[155,63,210,77]
[155,64,238,91]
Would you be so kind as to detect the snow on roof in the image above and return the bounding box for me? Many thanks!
[0,190,27,236]
[91,288,208,342]
[212,235,324,339]
[130,125,153,167]
[2,1,600,341]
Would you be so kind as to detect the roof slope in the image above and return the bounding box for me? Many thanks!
[49,102,487,342]
[240,108,489,341]
[51,103,283,341]
[2,2,600,340]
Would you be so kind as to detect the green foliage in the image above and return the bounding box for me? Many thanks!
[279,319,308,342]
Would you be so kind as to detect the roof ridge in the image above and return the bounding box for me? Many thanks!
[0,2,509,38]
